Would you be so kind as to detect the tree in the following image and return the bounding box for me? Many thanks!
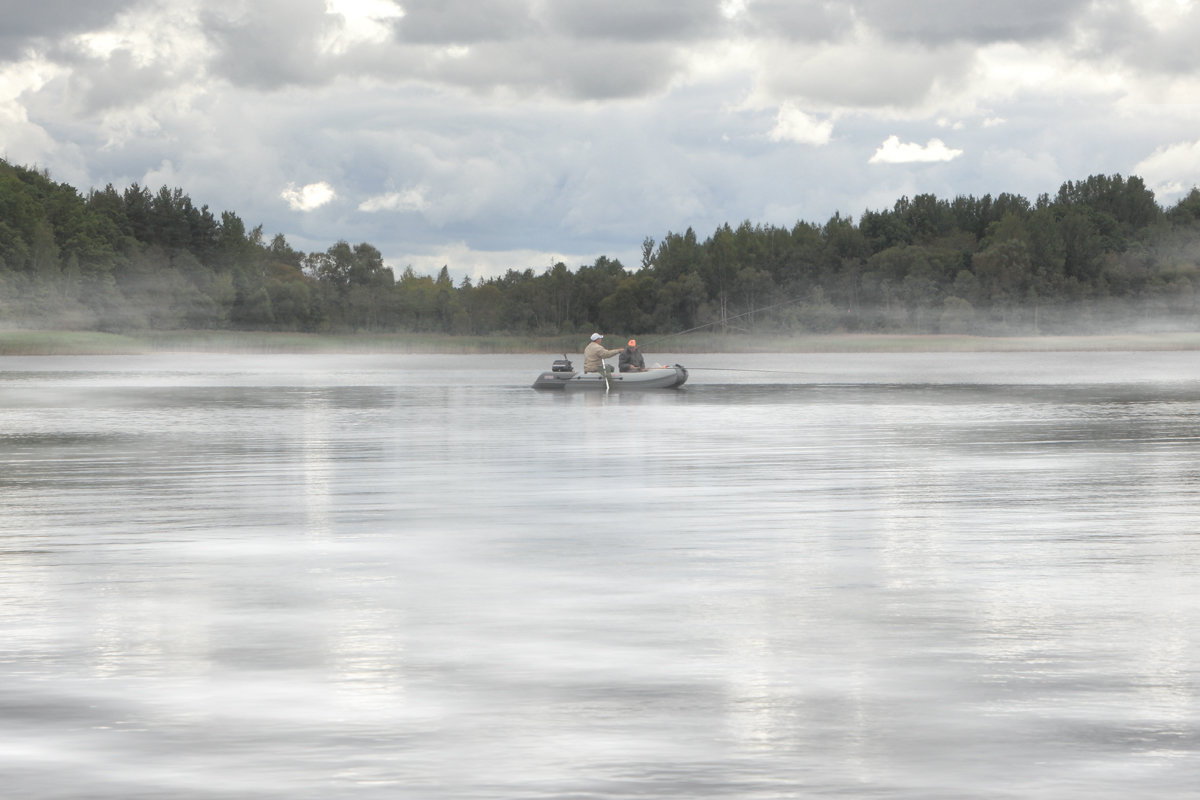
[598,273,656,333]
[940,296,976,333]
[655,271,706,331]
[31,220,60,278]
[0,171,39,270]
[703,223,736,329]
[973,239,1032,316]
[1059,208,1104,283]
[544,261,573,332]
[651,228,699,285]
[314,240,393,296]
[463,283,503,334]
[1056,173,1161,232]
[734,266,774,329]
[900,193,954,243]
[641,236,655,271]
[6,157,1200,337]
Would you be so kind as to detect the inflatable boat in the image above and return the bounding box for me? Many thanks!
[532,356,688,390]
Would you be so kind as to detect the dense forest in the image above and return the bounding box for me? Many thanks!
[4,158,1200,337]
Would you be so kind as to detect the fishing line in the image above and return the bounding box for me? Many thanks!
[638,295,806,348]
[686,367,812,375]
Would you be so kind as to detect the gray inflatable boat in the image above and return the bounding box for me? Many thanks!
[532,356,688,390]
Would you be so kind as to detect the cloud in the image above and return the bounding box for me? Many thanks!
[6,0,1200,285]
[869,135,963,164]
[856,0,1091,45]
[359,187,429,212]
[0,58,62,162]
[416,36,683,100]
[754,34,975,110]
[282,182,337,211]
[542,0,725,42]
[768,103,833,145]
[720,0,747,19]
[0,0,129,59]
[390,0,535,45]
[202,1,332,90]
[1134,140,1200,202]
[737,1,852,42]
[321,0,404,54]
[1074,0,1200,77]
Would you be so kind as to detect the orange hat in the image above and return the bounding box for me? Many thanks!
[628,339,636,347]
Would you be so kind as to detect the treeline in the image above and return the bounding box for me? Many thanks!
[4,158,1200,336]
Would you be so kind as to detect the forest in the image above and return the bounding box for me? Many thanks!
[4,157,1200,337]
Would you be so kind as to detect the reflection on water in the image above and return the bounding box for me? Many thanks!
[1,352,1198,798]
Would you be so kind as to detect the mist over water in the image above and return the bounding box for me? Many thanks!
[2,352,1198,798]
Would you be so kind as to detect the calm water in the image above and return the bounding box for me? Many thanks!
[1,351,1198,799]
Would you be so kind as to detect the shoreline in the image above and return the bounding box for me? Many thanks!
[4,329,1200,356]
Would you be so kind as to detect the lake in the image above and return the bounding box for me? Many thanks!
[1,351,1197,798]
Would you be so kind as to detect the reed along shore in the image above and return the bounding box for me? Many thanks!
[6,329,1200,356]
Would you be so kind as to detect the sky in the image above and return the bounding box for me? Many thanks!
[3,0,1200,282]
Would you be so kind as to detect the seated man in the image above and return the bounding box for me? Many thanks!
[583,333,626,374]
[618,339,646,372]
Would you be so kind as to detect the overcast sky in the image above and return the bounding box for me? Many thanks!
[3,0,1199,281]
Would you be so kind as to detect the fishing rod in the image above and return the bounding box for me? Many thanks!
[626,295,816,380]
[637,295,806,349]
[685,367,812,375]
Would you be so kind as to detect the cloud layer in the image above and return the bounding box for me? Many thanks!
[4,0,1200,281]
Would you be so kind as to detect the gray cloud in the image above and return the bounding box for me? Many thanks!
[392,0,535,44]
[853,0,1092,45]
[738,1,855,42]
[0,0,131,58]
[1074,1,1200,77]
[66,50,179,116]
[201,0,332,90]
[540,0,725,42]
[418,37,682,99]
[760,40,975,110]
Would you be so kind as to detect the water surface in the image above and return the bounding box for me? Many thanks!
[1,352,1198,798]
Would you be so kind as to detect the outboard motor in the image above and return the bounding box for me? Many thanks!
[533,354,577,389]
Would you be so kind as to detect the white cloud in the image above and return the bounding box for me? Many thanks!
[1132,0,1194,33]
[720,0,748,20]
[768,103,833,145]
[72,3,208,68]
[0,58,61,162]
[0,58,57,103]
[359,187,430,213]
[869,135,963,164]
[1134,140,1200,201]
[142,158,182,188]
[281,181,337,211]
[972,41,1125,105]
[321,0,404,54]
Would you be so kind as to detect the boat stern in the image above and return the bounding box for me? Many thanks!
[532,370,576,389]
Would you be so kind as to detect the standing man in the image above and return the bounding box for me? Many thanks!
[583,333,625,375]
[619,339,646,372]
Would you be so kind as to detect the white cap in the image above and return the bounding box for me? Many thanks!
[590,333,603,341]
